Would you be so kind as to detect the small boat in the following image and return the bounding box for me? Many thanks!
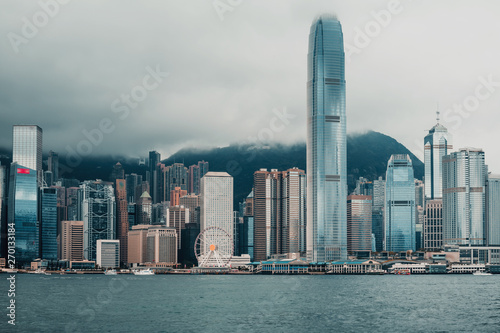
[133,268,155,276]
[395,269,411,275]
[44,272,52,276]
[104,269,117,276]
[473,270,493,276]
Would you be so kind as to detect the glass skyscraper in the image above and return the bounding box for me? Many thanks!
[307,15,347,262]
[12,125,43,184]
[79,180,116,261]
[424,119,452,199]
[384,155,416,252]
[8,163,39,265]
[442,148,486,246]
[487,174,500,246]
[40,187,58,260]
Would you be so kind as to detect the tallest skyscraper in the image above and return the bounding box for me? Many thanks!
[307,15,347,262]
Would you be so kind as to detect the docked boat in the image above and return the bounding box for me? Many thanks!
[133,268,155,276]
[473,270,493,276]
[104,269,117,276]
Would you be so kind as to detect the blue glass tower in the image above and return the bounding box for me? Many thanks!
[8,163,39,265]
[384,155,416,252]
[40,187,58,260]
[307,15,347,262]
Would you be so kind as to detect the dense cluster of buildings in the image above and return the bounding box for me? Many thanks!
[1,15,499,272]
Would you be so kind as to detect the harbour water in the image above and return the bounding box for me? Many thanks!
[3,274,500,332]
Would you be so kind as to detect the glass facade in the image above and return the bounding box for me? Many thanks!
[306,15,347,262]
[442,149,486,246]
[40,187,58,260]
[12,125,43,184]
[8,164,39,265]
[424,123,452,199]
[384,155,416,252]
[487,175,500,246]
[79,181,116,261]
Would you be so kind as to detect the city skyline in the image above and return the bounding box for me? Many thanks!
[1,1,500,175]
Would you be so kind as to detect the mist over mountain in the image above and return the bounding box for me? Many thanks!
[0,131,423,208]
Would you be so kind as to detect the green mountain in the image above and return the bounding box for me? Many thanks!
[0,131,423,209]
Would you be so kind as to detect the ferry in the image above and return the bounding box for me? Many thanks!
[473,270,493,276]
[395,269,411,275]
[133,268,155,276]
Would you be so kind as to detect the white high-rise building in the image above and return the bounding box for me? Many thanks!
[487,174,500,246]
[442,148,486,246]
[200,172,233,239]
[12,125,43,183]
[96,239,120,269]
[424,115,452,200]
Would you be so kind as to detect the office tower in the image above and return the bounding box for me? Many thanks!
[354,177,373,197]
[384,155,416,252]
[43,171,53,187]
[487,174,500,245]
[347,195,372,253]
[146,226,177,265]
[166,205,189,250]
[12,125,43,184]
[8,164,39,264]
[424,200,443,250]
[137,191,152,224]
[170,187,187,207]
[179,194,200,224]
[200,172,233,239]
[372,176,385,252]
[65,187,80,221]
[96,239,120,269]
[148,151,161,203]
[60,220,84,261]
[0,164,7,258]
[253,168,306,260]
[188,164,198,194]
[115,179,128,266]
[306,15,347,262]
[79,180,116,261]
[238,191,254,260]
[415,180,425,207]
[127,224,150,265]
[443,148,486,246]
[125,173,142,203]
[424,114,452,200]
[47,151,59,183]
[180,222,200,266]
[282,168,307,254]
[164,163,188,201]
[415,205,424,250]
[40,187,58,261]
[127,203,137,229]
[152,202,168,225]
[135,181,150,206]
[110,162,125,182]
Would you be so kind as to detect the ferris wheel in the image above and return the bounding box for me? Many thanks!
[194,226,233,268]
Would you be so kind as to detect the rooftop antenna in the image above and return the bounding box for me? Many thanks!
[436,102,440,124]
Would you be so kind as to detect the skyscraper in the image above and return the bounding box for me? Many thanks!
[384,154,416,252]
[307,15,347,262]
[200,172,233,239]
[0,164,7,258]
[347,195,372,253]
[486,174,500,246]
[442,148,486,246]
[60,220,84,261]
[47,151,59,183]
[79,180,116,261]
[40,187,58,261]
[12,125,43,184]
[424,114,452,200]
[8,163,39,265]
[148,151,161,203]
[115,179,128,266]
[253,168,306,261]
[372,176,385,252]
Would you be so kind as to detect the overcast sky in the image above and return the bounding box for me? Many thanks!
[1,0,500,171]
